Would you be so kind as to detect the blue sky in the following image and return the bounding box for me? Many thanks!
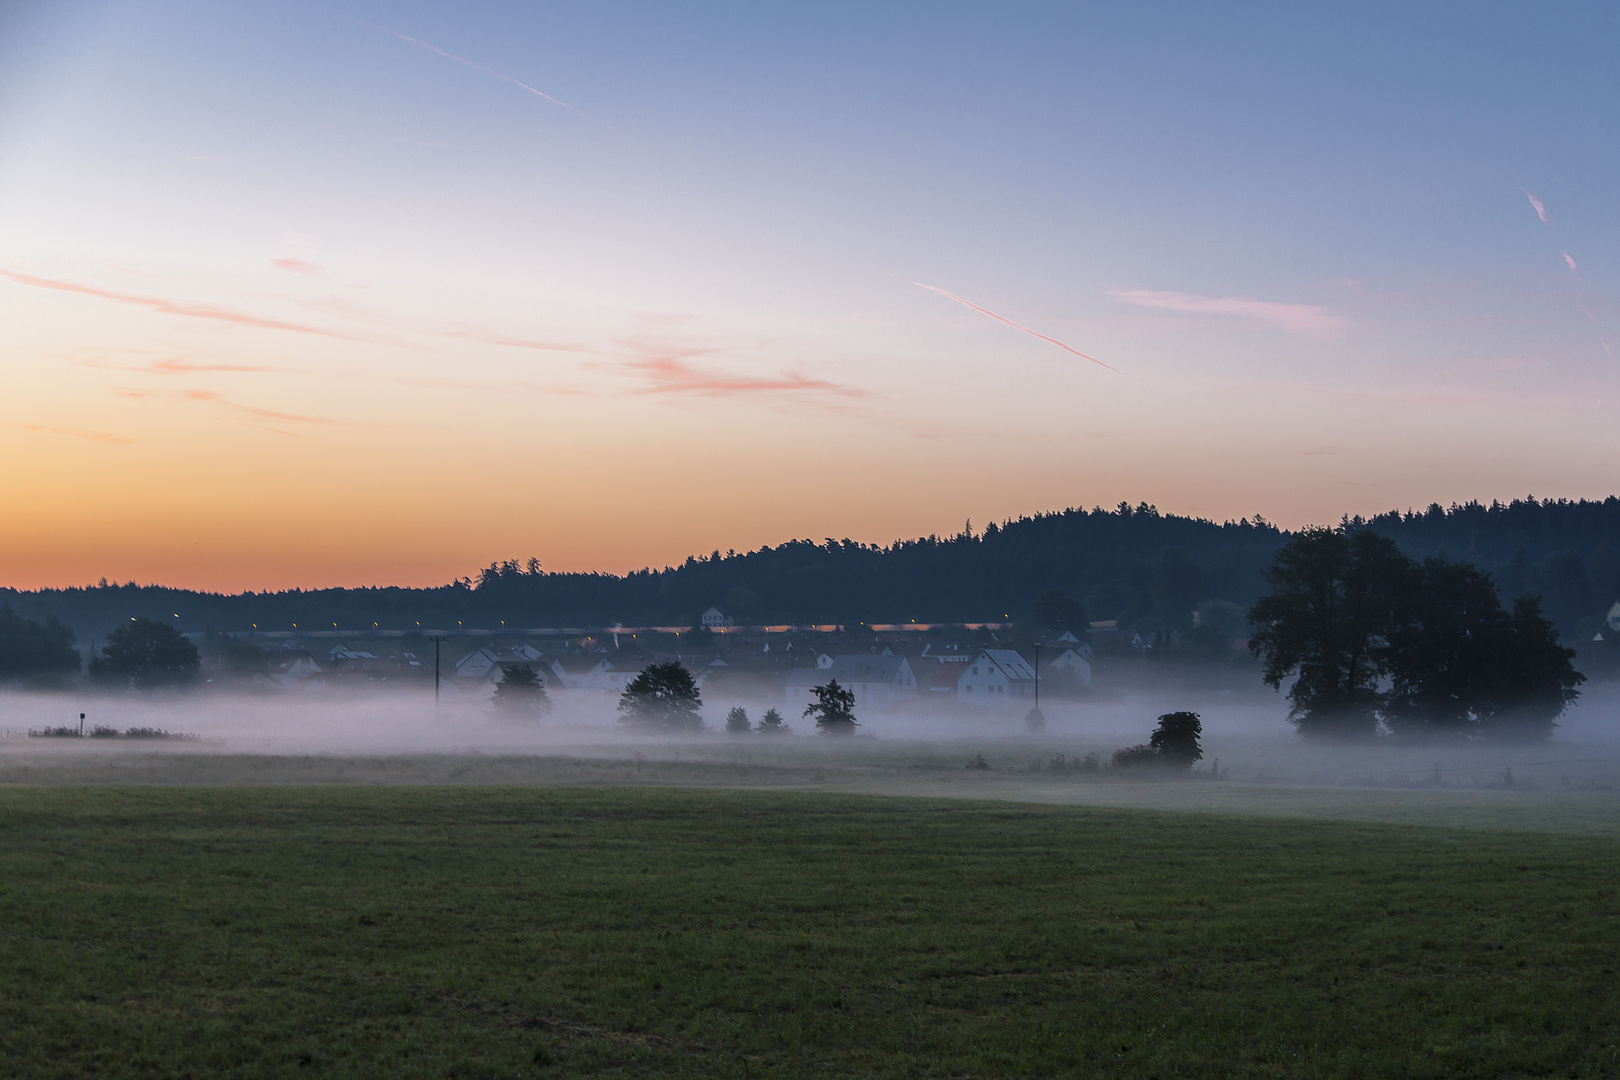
[1,1,1616,588]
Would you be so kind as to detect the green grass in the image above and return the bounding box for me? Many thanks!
[1,786,1617,1078]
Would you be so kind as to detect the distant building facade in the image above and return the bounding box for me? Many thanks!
[785,654,917,711]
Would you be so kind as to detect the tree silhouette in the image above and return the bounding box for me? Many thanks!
[0,605,80,687]
[492,663,550,718]
[803,679,858,736]
[617,661,703,732]
[725,706,751,734]
[756,707,790,735]
[1478,595,1583,743]
[1148,711,1203,770]
[89,617,199,690]
[1248,529,1408,739]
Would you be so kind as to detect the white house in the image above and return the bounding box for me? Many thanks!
[546,656,613,691]
[1045,647,1092,686]
[604,663,643,694]
[957,649,1038,704]
[785,655,917,711]
[701,606,734,628]
[454,648,500,680]
[1606,601,1620,635]
[271,651,324,690]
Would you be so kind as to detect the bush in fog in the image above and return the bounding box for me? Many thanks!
[1039,752,1102,773]
[756,708,790,735]
[1110,745,1159,770]
[803,680,858,736]
[1149,711,1203,770]
[725,707,751,734]
[89,725,122,739]
[89,617,200,692]
[1111,713,1202,773]
[492,664,550,718]
[0,605,81,688]
[617,661,704,733]
[1249,528,1583,742]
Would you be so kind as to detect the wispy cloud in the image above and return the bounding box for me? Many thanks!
[911,282,1136,379]
[0,268,384,344]
[375,25,591,120]
[149,357,280,374]
[270,257,327,277]
[1522,188,1548,223]
[622,355,868,398]
[1563,251,1579,273]
[11,424,134,445]
[444,327,598,354]
[119,388,339,426]
[1107,288,1346,336]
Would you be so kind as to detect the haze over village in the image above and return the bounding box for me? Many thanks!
[3,3,1620,1077]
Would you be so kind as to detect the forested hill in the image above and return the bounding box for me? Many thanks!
[6,497,1620,645]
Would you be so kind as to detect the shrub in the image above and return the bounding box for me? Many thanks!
[757,708,791,735]
[1111,744,1160,770]
[88,725,122,738]
[965,754,990,770]
[725,706,751,734]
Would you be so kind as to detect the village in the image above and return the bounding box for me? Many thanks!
[197,605,1130,713]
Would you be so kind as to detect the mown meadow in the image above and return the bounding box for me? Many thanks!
[1,785,1616,1077]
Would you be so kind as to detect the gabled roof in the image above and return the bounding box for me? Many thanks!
[980,649,1036,681]
[825,655,912,683]
[549,655,610,674]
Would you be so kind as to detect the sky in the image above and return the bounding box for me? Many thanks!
[2,1,1618,591]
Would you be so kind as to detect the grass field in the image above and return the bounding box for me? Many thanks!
[2,786,1617,1078]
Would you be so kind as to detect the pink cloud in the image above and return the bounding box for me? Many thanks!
[1522,188,1548,223]
[270,258,327,277]
[1563,251,1578,272]
[150,357,279,374]
[0,268,383,344]
[622,355,868,398]
[1107,288,1346,336]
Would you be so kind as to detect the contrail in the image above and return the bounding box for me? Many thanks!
[1563,251,1578,273]
[378,26,589,120]
[911,282,1137,379]
[1523,188,1548,223]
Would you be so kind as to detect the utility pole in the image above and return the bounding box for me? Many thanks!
[429,634,447,710]
[1025,642,1046,734]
